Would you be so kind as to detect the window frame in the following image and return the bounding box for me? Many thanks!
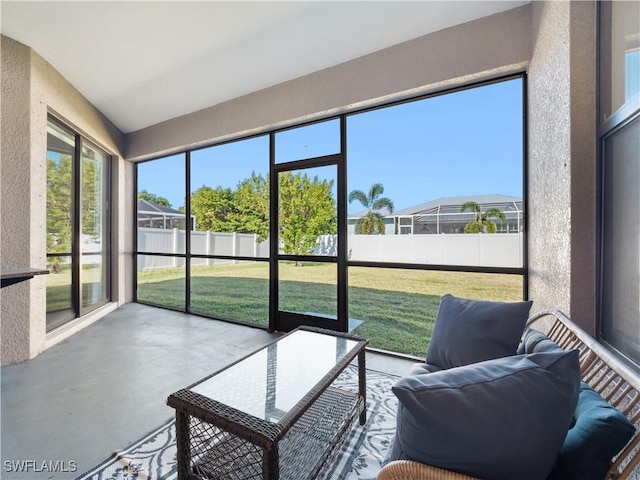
[597,1,640,367]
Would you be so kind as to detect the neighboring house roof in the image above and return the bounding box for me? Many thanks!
[137,199,184,216]
[394,194,523,216]
[349,194,523,218]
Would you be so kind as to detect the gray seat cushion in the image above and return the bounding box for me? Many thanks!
[408,362,443,375]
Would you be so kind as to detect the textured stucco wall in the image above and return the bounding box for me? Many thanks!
[528,1,572,316]
[528,1,597,333]
[127,5,532,160]
[0,35,127,365]
[0,36,38,364]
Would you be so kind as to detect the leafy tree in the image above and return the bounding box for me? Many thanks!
[461,201,506,233]
[231,172,270,240]
[278,172,336,264]
[47,154,105,272]
[190,186,236,232]
[138,189,171,208]
[190,172,270,237]
[47,156,73,272]
[188,172,335,264]
[348,183,394,235]
[81,157,101,238]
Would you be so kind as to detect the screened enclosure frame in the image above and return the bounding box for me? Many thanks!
[134,72,529,339]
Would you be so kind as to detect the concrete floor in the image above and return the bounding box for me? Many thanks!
[1,303,415,479]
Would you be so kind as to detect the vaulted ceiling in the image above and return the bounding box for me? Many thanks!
[1,1,529,133]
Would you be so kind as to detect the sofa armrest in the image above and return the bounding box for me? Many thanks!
[377,461,479,480]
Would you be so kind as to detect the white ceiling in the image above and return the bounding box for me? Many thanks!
[1,1,528,134]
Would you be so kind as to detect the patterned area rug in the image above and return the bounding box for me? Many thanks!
[75,366,399,480]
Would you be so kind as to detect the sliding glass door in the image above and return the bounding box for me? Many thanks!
[46,117,111,331]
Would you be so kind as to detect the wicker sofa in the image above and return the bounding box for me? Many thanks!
[378,310,640,480]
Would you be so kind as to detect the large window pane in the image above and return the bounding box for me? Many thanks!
[136,255,185,309]
[599,3,640,366]
[190,261,269,327]
[137,154,186,253]
[275,119,340,163]
[348,267,524,356]
[601,116,640,363]
[347,78,524,267]
[190,136,269,257]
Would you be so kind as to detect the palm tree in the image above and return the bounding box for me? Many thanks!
[348,183,394,234]
[461,201,506,233]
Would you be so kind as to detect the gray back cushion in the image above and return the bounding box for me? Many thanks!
[518,327,564,355]
[426,294,532,369]
[388,350,581,480]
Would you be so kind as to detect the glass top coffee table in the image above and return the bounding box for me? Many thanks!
[167,326,368,480]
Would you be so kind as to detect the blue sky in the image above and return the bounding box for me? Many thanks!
[138,77,523,212]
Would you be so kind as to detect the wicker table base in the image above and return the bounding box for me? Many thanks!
[167,327,368,480]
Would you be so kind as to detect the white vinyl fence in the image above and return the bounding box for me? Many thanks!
[343,233,523,267]
[138,228,523,271]
[137,229,269,271]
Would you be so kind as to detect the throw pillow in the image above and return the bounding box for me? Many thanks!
[547,381,636,480]
[426,294,532,369]
[387,350,581,480]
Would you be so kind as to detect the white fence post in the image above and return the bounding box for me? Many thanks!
[232,232,238,265]
[172,228,178,267]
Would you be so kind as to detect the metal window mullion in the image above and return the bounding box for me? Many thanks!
[275,153,341,172]
[106,150,112,304]
[337,116,348,332]
[73,135,82,317]
[269,132,278,332]
[522,73,529,300]
[185,151,191,313]
[133,165,139,303]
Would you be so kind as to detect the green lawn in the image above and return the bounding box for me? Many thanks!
[46,266,73,312]
[137,262,522,357]
[46,263,107,312]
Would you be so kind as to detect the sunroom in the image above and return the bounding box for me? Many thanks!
[1,1,639,479]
